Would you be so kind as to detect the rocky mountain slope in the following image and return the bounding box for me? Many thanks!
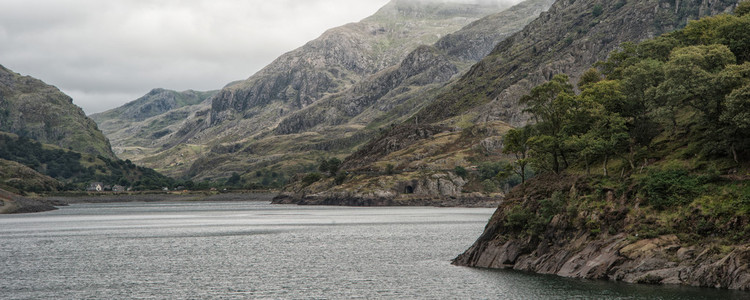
[0,64,115,159]
[184,0,552,185]
[90,88,217,159]
[100,0,551,181]
[277,0,740,206]
[418,0,740,127]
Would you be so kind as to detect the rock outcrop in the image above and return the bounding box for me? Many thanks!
[0,188,57,214]
[274,170,499,207]
[455,225,750,290]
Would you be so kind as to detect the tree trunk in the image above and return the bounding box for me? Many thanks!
[603,155,609,177]
[552,152,560,174]
[584,154,590,175]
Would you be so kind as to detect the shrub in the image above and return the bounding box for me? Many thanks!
[334,172,347,185]
[482,179,498,193]
[505,205,533,229]
[592,4,603,17]
[454,166,468,178]
[302,173,323,186]
[737,1,750,17]
[641,168,701,209]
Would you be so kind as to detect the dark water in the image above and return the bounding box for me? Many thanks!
[0,201,746,299]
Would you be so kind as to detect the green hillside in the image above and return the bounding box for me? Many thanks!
[0,64,115,159]
[0,132,175,192]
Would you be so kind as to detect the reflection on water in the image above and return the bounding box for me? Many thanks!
[0,200,746,299]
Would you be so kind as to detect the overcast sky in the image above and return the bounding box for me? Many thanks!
[0,0,521,114]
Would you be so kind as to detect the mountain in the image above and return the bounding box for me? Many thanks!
[90,88,217,159]
[0,64,115,159]
[99,0,548,181]
[455,5,750,289]
[278,0,740,205]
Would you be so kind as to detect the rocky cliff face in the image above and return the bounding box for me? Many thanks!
[273,0,554,136]
[274,121,514,207]
[0,64,115,158]
[207,0,513,127]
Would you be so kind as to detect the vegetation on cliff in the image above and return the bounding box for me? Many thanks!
[456,5,750,289]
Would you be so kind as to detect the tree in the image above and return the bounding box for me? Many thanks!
[737,1,750,17]
[319,157,341,177]
[577,68,602,89]
[520,74,576,173]
[720,83,750,164]
[227,172,242,186]
[503,127,532,183]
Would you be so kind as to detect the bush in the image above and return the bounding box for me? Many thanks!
[641,168,702,210]
[334,172,347,185]
[482,179,498,193]
[319,158,341,176]
[737,1,750,17]
[385,164,395,175]
[454,166,468,178]
[592,4,603,17]
[302,173,323,186]
[505,205,533,230]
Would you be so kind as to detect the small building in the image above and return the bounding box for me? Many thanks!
[112,185,126,192]
[86,182,104,192]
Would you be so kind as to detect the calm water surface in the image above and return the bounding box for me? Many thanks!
[0,200,746,299]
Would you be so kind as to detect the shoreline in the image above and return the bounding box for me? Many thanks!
[42,192,278,205]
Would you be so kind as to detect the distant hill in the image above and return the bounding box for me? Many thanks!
[0,64,115,159]
[0,65,177,193]
[90,88,217,158]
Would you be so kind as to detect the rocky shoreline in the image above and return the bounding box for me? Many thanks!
[454,231,750,290]
[0,189,58,214]
[272,192,500,208]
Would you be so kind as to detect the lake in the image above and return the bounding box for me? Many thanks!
[0,200,746,299]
